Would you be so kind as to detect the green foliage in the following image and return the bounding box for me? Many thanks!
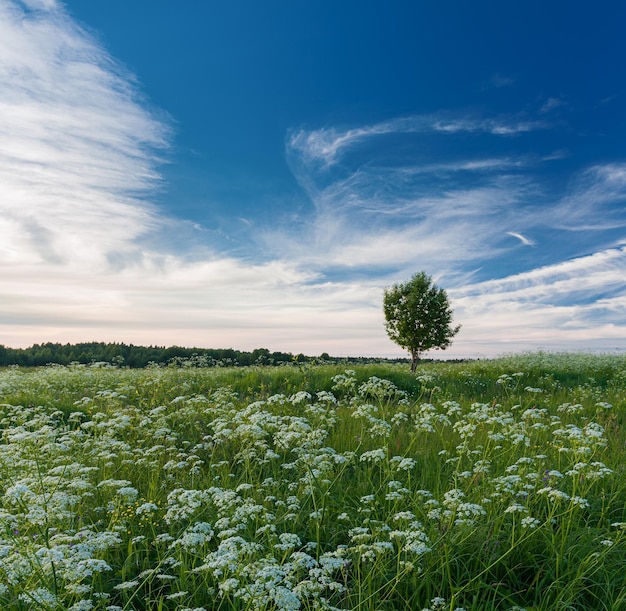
[0,353,625,610]
[383,272,460,371]
[0,342,409,369]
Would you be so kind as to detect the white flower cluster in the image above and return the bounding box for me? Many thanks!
[0,361,621,610]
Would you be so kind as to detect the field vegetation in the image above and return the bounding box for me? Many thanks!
[0,353,625,610]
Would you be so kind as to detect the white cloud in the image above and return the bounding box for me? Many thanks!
[0,0,169,271]
[288,113,550,168]
[546,163,626,231]
[432,117,549,136]
[456,247,626,299]
[1,255,388,355]
[282,128,540,278]
[287,116,426,167]
[507,232,535,246]
[19,0,57,10]
[448,247,626,355]
[540,96,565,114]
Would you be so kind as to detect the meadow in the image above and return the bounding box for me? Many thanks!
[0,353,625,611]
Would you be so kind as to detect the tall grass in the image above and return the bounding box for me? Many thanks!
[0,353,625,610]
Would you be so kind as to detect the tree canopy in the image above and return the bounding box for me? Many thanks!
[383,271,461,371]
[0,342,409,368]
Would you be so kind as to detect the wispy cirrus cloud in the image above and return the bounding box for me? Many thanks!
[450,247,626,354]
[283,114,553,278]
[549,163,626,231]
[267,177,533,276]
[540,96,566,114]
[0,0,169,270]
[456,247,626,301]
[507,232,536,246]
[431,116,550,136]
[287,112,551,168]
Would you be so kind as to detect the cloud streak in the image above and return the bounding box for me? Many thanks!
[450,247,626,354]
[0,0,168,270]
[287,113,551,168]
[507,232,535,246]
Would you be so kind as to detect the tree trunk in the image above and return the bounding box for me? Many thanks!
[410,351,420,372]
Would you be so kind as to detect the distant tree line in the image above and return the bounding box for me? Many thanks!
[0,342,408,368]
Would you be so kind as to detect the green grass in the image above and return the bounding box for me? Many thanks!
[0,353,625,610]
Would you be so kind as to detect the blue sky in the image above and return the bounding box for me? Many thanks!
[2,0,626,358]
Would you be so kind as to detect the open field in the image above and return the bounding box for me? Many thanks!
[1,353,625,610]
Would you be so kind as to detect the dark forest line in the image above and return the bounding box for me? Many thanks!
[0,341,409,368]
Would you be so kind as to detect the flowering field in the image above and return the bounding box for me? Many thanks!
[1,354,625,611]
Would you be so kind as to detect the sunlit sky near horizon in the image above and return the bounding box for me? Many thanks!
[2,0,626,359]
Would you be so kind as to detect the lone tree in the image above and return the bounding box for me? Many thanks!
[383,271,460,372]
